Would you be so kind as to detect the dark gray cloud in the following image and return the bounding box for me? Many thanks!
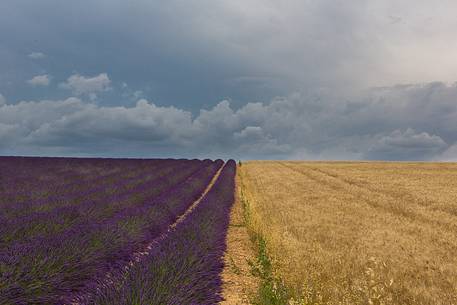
[1,1,457,159]
[2,0,457,108]
[365,129,447,161]
[1,81,457,160]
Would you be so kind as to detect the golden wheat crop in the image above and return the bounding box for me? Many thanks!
[239,161,457,305]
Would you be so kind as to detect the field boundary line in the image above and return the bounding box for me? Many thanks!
[70,161,226,305]
[235,163,296,304]
[220,165,259,304]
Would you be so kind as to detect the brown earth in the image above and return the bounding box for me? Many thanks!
[220,168,258,305]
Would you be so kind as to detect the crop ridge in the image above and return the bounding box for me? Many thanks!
[3,161,203,249]
[69,161,226,305]
[286,162,457,217]
[278,161,457,233]
[241,160,457,305]
[281,162,430,207]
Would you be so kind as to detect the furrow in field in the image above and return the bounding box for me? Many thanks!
[0,158,145,200]
[287,162,456,213]
[0,159,222,304]
[240,161,457,305]
[88,160,236,305]
[0,159,171,214]
[293,162,457,217]
[279,162,457,235]
[65,163,224,304]
[0,160,201,246]
[69,161,226,305]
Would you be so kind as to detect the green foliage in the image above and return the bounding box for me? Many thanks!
[229,256,242,275]
[248,236,291,305]
[239,179,294,305]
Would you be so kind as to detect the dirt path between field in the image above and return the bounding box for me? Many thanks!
[167,162,225,230]
[220,168,258,304]
[70,162,226,305]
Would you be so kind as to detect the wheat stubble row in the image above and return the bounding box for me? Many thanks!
[240,161,457,305]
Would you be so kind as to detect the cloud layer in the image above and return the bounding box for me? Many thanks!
[28,52,46,59]
[1,1,457,159]
[59,73,111,100]
[27,74,50,87]
[1,81,457,160]
[2,0,457,109]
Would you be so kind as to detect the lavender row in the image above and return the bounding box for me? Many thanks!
[0,158,209,303]
[0,159,204,247]
[0,159,169,211]
[0,160,147,214]
[0,159,188,221]
[0,158,186,212]
[1,161,146,203]
[0,157,138,195]
[88,160,236,305]
[0,159,223,305]
[63,159,225,304]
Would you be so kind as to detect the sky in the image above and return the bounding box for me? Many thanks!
[1,0,457,160]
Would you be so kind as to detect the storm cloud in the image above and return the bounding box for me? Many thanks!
[1,1,457,159]
[1,81,456,160]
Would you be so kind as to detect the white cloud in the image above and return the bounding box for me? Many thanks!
[27,74,50,86]
[437,144,457,161]
[28,52,46,59]
[2,81,457,160]
[233,126,291,157]
[59,73,111,98]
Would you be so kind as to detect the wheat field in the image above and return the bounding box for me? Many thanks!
[239,161,457,305]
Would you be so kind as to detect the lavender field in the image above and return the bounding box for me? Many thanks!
[0,157,236,305]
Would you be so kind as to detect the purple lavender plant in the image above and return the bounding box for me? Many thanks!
[88,160,236,305]
[0,157,226,305]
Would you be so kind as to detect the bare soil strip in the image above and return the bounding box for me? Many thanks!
[166,162,225,230]
[71,162,226,305]
[220,167,258,305]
